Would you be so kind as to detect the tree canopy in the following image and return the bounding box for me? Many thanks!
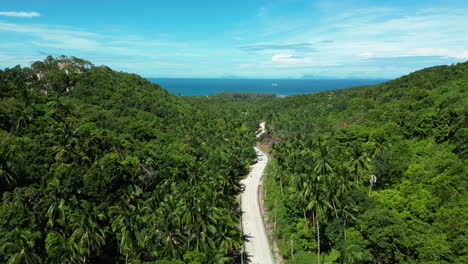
[1,56,466,263]
[261,61,467,263]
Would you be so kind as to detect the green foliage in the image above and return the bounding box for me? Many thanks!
[1,56,466,263]
[209,92,277,100]
[0,56,257,263]
[262,62,468,263]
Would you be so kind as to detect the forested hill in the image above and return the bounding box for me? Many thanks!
[1,56,466,263]
[261,62,467,263]
[0,56,258,263]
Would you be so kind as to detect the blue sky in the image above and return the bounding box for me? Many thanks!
[1,0,467,78]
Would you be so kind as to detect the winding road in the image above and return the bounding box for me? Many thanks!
[240,122,274,264]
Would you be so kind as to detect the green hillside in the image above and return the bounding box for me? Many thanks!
[0,56,466,264]
[261,62,467,263]
[0,56,257,263]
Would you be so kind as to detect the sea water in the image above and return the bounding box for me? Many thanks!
[147,78,386,96]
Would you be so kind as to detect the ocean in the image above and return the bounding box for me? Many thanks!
[147,78,387,96]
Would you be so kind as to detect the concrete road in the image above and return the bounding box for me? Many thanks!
[240,146,274,264]
[256,122,266,138]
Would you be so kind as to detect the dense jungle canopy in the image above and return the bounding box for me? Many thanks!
[0,56,466,263]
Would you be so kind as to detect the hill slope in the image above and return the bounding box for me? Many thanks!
[0,56,257,263]
[261,62,467,263]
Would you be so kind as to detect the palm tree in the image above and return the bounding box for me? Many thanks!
[109,185,146,263]
[44,231,80,264]
[306,181,332,264]
[271,162,285,196]
[329,163,353,219]
[349,145,370,184]
[1,228,41,264]
[46,198,66,229]
[214,218,242,255]
[0,139,16,190]
[311,141,333,264]
[69,200,106,262]
[337,238,368,264]
[290,173,314,229]
[45,178,67,229]
[152,194,185,258]
[0,162,15,185]
[313,141,333,177]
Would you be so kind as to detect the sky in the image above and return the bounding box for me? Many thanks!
[0,0,467,78]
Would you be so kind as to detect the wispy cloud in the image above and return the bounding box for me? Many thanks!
[240,43,315,53]
[272,54,306,63]
[0,20,199,76]
[0,22,100,51]
[0,2,467,78]
[0,11,40,17]
[244,6,468,76]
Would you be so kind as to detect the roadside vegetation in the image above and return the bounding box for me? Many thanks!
[261,62,467,263]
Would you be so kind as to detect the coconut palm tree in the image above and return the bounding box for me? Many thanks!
[290,173,314,228]
[313,141,333,177]
[1,228,41,264]
[109,185,146,263]
[307,181,332,264]
[44,231,80,264]
[349,146,370,184]
[69,200,106,262]
[0,162,14,186]
[153,194,185,258]
[328,163,353,219]
[45,178,67,229]
[311,141,334,264]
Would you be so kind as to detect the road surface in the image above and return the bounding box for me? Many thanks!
[256,122,266,138]
[240,123,274,264]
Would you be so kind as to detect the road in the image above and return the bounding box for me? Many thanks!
[256,122,266,138]
[240,123,274,264]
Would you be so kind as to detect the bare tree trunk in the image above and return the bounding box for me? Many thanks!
[316,210,320,264]
[303,208,308,230]
[344,214,347,240]
[290,239,294,260]
[332,199,339,220]
[312,211,316,244]
[274,199,278,229]
[280,177,284,196]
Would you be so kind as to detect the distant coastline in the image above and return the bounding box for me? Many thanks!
[147,78,387,96]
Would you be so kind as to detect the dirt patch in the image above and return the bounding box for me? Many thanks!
[257,134,280,153]
[337,118,359,128]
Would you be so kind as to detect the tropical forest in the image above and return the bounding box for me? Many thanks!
[0,56,466,264]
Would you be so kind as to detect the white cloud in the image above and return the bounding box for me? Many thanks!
[0,22,100,50]
[1,4,467,78]
[272,54,306,63]
[405,48,468,59]
[0,11,40,17]
[359,52,375,57]
[0,22,96,38]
